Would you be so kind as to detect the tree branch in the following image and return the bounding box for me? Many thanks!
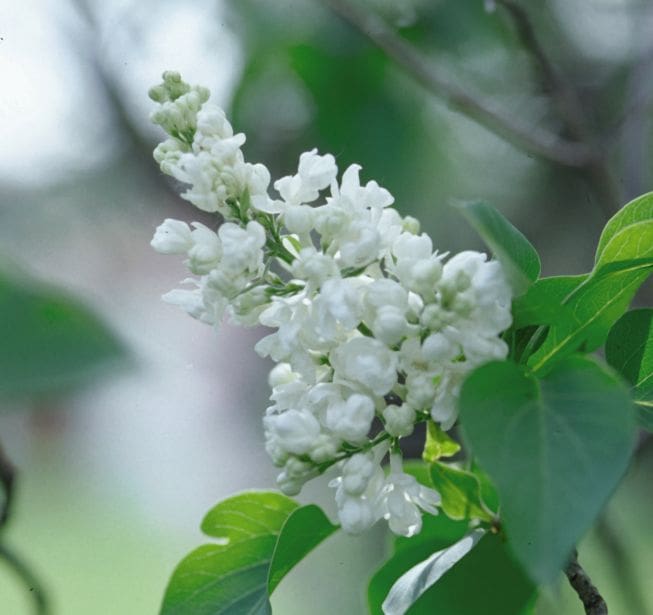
[0,441,15,527]
[321,0,595,168]
[0,543,50,615]
[495,0,620,218]
[564,550,608,615]
[495,0,587,140]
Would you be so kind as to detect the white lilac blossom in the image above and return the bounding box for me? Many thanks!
[149,72,513,536]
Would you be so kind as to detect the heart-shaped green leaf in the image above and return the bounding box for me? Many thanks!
[460,357,636,583]
[161,492,337,614]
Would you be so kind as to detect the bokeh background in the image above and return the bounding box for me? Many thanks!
[1,0,652,613]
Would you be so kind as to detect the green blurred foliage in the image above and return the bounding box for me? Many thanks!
[0,269,126,400]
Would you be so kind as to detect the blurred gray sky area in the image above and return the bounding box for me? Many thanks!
[0,0,652,613]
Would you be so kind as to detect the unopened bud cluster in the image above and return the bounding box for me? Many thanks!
[149,72,512,537]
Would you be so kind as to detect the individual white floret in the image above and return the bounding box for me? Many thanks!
[337,219,382,268]
[363,279,411,345]
[383,403,416,437]
[187,222,221,274]
[331,336,398,396]
[277,458,318,496]
[151,219,193,254]
[330,449,387,534]
[332,164,394,211]
[440,252,511,326]
[292,248,340,290]
[379,454,441,537]
[274,149,338,206]
[264,408,321,457]
[313,277,367,333]
[283,205,316,235]
[390,232,444,298]
[325,393,376,444]
[218,221,266,275]
[162,278,226,325]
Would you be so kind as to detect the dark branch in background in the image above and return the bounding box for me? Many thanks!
[0,441,15,527]
[564,550,608,615]
[321,0,594,168]
[67,0,186,205]
[620,1,653,200]
[494,0,620,218]
[495,0,587,139]
[0,543,50,615]
[0,442,49,615]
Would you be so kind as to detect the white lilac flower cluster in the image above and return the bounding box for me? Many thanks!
[149,72,512,537]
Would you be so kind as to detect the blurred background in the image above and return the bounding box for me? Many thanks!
[0,0,652,613]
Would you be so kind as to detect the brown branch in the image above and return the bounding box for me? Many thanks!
[496,0,587,140]
[495,0,620,218]
[0,440,15,527]
[321,0,594,168]
[0,543,50,615]
[564,550,608,615]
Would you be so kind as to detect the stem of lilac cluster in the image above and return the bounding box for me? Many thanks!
[316,413,431,474]
[316,431,393,474]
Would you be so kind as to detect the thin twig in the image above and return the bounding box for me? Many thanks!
[495,0,620,218]
[496,0,587,140]
[321,0,594,168]
[0,441,15,527]
[564,549,608,615]
[0,543,50,615]
[67,0,186,203]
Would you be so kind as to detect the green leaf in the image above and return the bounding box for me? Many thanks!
[471,460,500,514]
[595,191,653,261]
[368,515,535,615]
[161,492,337,614]
[528,222,653,372]
[528,270,650,373]
[606,309,653,431]
[0,271,125,398]
[459,357,636,583]
[200,491,297,542]
[454,201,541,296]
[511,275,588,330]
[381,529,485,615]
[595,220,653,271]
[605,309,653,399]
[267,505,336,593]
[422,421,461,462]
[402,460,435,489]
[429,463,494,522]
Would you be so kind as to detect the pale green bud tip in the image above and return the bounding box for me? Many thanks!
[403,216,420,234]
[148,71,192,103]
